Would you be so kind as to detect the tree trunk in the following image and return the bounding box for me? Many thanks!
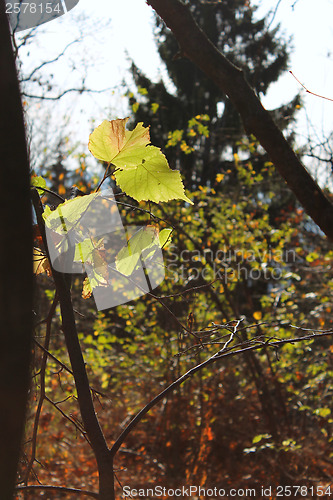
[0,1,33,498]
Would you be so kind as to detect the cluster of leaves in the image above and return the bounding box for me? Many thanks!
[32,118,190,302]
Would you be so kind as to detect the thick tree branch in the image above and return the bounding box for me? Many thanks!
[146,0,333,240]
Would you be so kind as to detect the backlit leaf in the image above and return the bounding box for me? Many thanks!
[31,175,46,190]
[33,248,51,276]
[82,276,93,299]
[88,118,150,163]
[42,193,98,235]
[114,147,192,204]
[89,118,193,204]
[116,226,160,276]
[159,228,173,248]
[314,408,331,418]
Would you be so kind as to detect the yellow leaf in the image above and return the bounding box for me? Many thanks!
[89,118,193,205]
[90,118,128,161]
[253,311,262,320]
[88,118,150,163]
[82,277,92,299]
[33,248,51,276]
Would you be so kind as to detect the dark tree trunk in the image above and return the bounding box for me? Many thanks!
[0,2,33,498]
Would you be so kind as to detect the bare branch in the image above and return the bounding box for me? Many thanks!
[24,293,59,484]
[290,71,333,102]
[15,484,99,499]
[110,322,333,457]
[22,85,113,101]
[21,39,80,82]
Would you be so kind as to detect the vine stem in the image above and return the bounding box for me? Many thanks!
[31,188,115,500]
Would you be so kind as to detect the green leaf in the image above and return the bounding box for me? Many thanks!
[88,118,149,164]
[31,175,46,189]
[88,119,125,162]
[132,102,139,113]
[252,433,271,444]
[115,146,193,204]
[151,102,159,114]
[159,228,173,248]
[116,226,160,276]
[306,251,320,263]
[138,86,148,96]
[42,194,97,235]
[74,237,104,264]
[89,119,193,204]
[314,408,331,418]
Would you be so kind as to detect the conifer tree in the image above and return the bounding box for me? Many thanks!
[128,0,299,191]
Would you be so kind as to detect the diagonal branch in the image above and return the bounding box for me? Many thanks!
[146,0,333,240]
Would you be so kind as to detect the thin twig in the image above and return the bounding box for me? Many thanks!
[21,39,80,82]
[31,186,65,202]
[157,279,220,299]
[33,339,109,399]
[15,484,99,499]
[24,292,59,484]
[290,71,333,102]
[45,396,91,446]
[265,0,283,32]
[22,86,113,101]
